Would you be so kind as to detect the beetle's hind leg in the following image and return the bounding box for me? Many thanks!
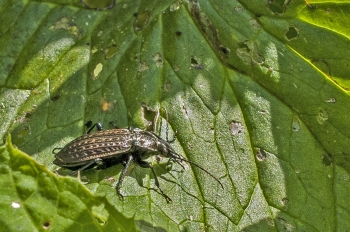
[52,147,63,154]
[70,158,104,176]
[136,158,172,203]
[116,154,133,200]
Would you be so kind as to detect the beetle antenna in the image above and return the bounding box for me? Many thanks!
[172,154,224,189]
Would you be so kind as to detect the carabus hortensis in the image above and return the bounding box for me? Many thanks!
[53,121,223,202]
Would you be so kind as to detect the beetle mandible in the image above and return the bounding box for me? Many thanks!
[53,121,223,203]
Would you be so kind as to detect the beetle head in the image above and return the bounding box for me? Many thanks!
[156,140,176,158]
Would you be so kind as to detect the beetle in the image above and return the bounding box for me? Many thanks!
[53,122,223,202]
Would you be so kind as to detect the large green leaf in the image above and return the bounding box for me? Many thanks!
[1,0,350,231]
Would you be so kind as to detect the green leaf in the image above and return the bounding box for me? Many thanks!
[1,0,350,231]
[0,135,137,231]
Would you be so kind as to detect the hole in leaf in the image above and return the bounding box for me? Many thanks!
[42,221,51,230]
[229,121,244,135]
[267,0,289,14]
[292,117,300,132]
[104,44,118,60]
[170,1,182,11]
[238,41,251,52]
[93,63,103,78]
[256,148,267,161]
[152,53,163,68]
[236,41,264,64]
[134,10,150,32]
[175,31,182,36]
[322,154,333,167]
[285,26,299,40]
[282,197,289,207]
[51,95,60,101]
[190,56,204,69]
[25,112,32,119]
[141,104,156,130]
[219,45,230,55]
[138,61,149,72]
[317,108,329,124]
[325,98,336,103]
[11,202,21,208]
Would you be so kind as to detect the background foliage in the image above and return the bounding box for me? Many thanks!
[1,0,350,231]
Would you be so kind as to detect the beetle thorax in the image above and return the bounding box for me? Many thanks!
[132,130,172,158]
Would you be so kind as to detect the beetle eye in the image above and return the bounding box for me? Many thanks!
[157,143,168,155]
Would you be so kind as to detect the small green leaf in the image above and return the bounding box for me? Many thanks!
[0,135,137,232]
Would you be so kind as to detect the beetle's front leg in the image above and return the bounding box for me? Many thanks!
[116,154,133,200]
[136,159,172,203]
[85,122,103,133]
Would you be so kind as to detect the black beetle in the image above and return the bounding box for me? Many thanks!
[53,123,223,202]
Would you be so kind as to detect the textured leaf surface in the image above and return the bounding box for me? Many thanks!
[1,0,350,231]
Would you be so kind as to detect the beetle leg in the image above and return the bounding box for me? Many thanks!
[165,158,184,171]
[52,147,63,154]
[116,154,133,200]
[169,157,185,170]
[95,158,106,169]
[70,158,103,176]
[136,159,172,203]
[86,122,103,134]
[109,121,118,128]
